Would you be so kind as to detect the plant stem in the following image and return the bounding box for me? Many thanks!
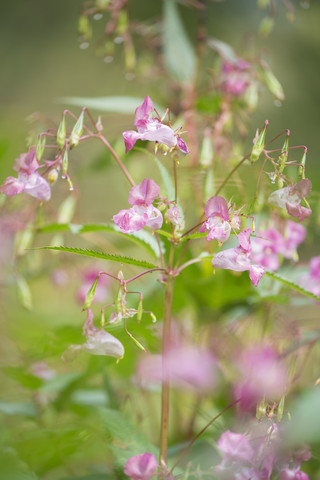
[159,244,175,466]
[96,134,136,187]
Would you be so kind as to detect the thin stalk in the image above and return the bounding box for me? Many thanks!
[214,152,250,196]
[159,244,175,466]
[96,134,135,187]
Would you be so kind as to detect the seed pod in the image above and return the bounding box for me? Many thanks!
[69,110,85,149]
[82,275,100,311]
[250,120,269,164]
[57,116,66,150]
[36,135,46,161]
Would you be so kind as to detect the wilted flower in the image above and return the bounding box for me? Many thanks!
[252,221,306,271]
[212,229,265,286]
[124,452,158,480]
[268,179,312,222]
[122,96,189,154]
[0,149,51,201]
[200,196,240,243]
[62,309,124,361]
[113,178,163,234]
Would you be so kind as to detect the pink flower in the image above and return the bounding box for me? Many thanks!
[124,452,158,480]
[113,179,163,234]
[252,221,306,271]
[0,149,51,201]
[123,96,189,154]
[268,179,312,221]
[221,59,251,96]
[212,229,265,286]
[280,467,309,480]
[165,206,181,226]
[217,431,254,462]
[298,256,320,298]
[200,196,240,243]
[235,346,287,410]
[136,344,216,391]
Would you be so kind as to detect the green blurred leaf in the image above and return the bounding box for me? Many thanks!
[100,407,158,467]
[163,0,196,82]
[0,449,38,480]
[265,271,320,302]
[0,402,37,417]
[61,476,111,480]
[61,96,160,114]
[35,246,158,269]
[285,389,320,445]
[3,367,43,390]
[37,222,162,259]
[40,372,82,394]
[207,37,238,64]
[196,94,222,114]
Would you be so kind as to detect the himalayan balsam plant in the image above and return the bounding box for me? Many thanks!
[0,1,319,479]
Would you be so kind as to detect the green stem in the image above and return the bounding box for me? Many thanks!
[159,244,175,467]
[97,134,135,187]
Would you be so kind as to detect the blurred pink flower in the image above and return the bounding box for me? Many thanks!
[76,266,110,305]
[113,179,163,234]
[124,452,158,480]
[212,229,265,286]
[221,59,251,96]
[298,256,320,299]
[0,149,51,201]
[268,179,312,222]
[165,206,181,226]
[235,346,287,411]
[252,221,306,271]
[200,196,240,243]
[123,96,189,154]
[136,344,216,391]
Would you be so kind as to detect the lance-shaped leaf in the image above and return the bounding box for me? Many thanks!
[61,96,162,114]
[36,246,158,269]
[163,0,196,83]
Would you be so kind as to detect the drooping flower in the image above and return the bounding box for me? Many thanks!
[0,149,51,201]
[62,309,124,361]
[113,179,163,234]
[268,179,312,221]
[212,229,265,286]
[124,452,158,480]
[252,221,306,271]
[122,96,189,154]
[200,196,240,243]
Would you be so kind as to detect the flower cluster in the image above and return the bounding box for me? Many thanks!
[123,96,189,154]
[214,427,310,480]
[0,149,51,201]
[252,221,306,271]
[113,178,163,234]
[201,195,240,244]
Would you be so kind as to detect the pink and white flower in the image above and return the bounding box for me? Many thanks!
[123,96,189,154]
[268,179,312,222]
[113,179,163,234]
[0,149,51,201]
[200,196,240,243]
[221,59,251,97]
[212,229,265,286]
[124,452,158,480]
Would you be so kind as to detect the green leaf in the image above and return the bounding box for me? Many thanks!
[207,37,238,64]
[285,389,320,445]
[265,271,320,302]
[60,96,162,114]
[37,223,162,259]
[197,94,222,114]
[0,449,38,480]
[0,402,37,417]
[100,408,158,467]
[163,0,196,83]
[3,367,43,390]
[36,246,158,269]
[61,476,111,480]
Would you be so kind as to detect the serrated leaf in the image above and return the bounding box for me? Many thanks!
[37,223,162,259]
[207,37,238,64]
[60,96,162,114]
[265,271,320,302]
[36,246,158,269]
[163,0,196,83]
[100,408,158,467]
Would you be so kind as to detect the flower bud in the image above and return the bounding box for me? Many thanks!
[277,394,285,421]
[78,15,92,41]
[69,110,85,149]
[62,149,69,176]
[250,120,268,164]
[278,131,290,174]
[137,296,143,323]
[36,135,46,161]
[262,68,285,102]
[256,397,267,420]
[298,148,307,180]
[82,275,100,311]
[48,168,59,185]
[57,115,66,150]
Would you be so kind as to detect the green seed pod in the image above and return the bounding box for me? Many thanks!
[62,149,69,176]
[82,275,99,311]
[256,397,267,420]
[57,116,66,150]
[259,16,274,37]
[69,110,85,149]
[36,135,46,161]
[250,121,269,164]
[137,296,143,323]
[298,149,307,179]
[278,132,290,174]
[263,69,285,102]
[48,168,59,185]
[277,395,285,421]
[78,15,92,40]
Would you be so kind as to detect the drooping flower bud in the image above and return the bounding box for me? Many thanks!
[82,275,100,311]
